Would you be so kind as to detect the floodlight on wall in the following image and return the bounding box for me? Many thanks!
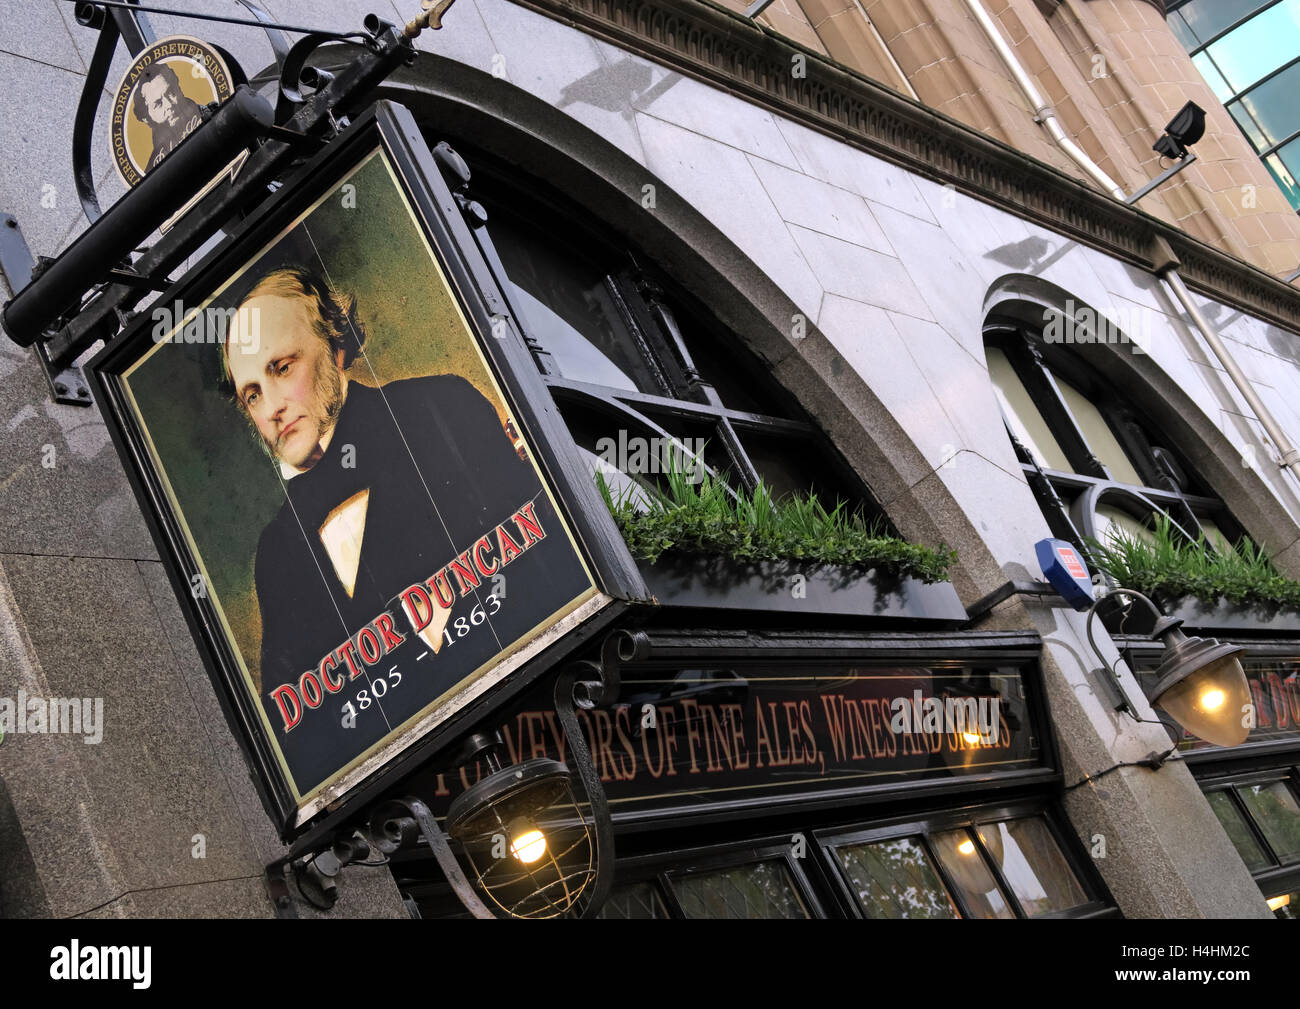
[1153,101,1207,161]
[1124,101,1209,205]
[1085,588,1251,748]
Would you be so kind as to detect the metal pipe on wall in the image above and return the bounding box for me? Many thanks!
[963,0,1300,484]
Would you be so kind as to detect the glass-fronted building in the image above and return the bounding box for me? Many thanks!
[1168,0,1300,210]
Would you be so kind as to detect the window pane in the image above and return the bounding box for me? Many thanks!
[1168,10,1199,51]
[674,315,790,418]
[834,837,960,919]
[986,347,1071,471]
[976,818,1089,916]
[1193,51,1235,103]
[1174,0,1278,48]
[736,429,870,508]
[1206,0,1300,92]
[1236,781,1300,862]
[597,881,671,919]
[670,861,810,918]
[1056,378,1145,486]
[1095,504,1155,547]
[1235,60,1300,149]
[1206,790,1272,871]
[1198,517,1235,553]
[1264,150,1300,210]
[1229,100,1269,151]
[487,215,664,394]
[931,828,1015,918]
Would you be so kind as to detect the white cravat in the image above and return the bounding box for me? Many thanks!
[318,489,370,599]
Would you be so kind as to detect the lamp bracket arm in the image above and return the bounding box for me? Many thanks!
[365,796,495,919]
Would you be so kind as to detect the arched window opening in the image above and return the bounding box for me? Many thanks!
[431,137,888,530]
[984,325,1246,560]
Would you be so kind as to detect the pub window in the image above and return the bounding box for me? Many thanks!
[984,326,1245,557]
[439,140,883,520]
[586,804,1113,920]
[1122,639,1300,917]
[820,809,1101,919]
[1200,769,1300,917]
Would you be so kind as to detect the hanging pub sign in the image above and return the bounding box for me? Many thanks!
[89,104,606,831]
[412,662,1045,819]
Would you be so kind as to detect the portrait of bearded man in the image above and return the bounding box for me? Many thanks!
[132,62,204,172]
[220,265,589,789]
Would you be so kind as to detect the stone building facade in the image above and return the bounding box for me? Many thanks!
[1,0,1299,918]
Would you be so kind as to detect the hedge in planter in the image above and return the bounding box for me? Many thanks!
[595,462,955,584]
[1085,512,1300,610]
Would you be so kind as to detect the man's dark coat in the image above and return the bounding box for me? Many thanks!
[253,375,591,793]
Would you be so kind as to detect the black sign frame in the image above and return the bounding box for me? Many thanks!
[88,101,642,840]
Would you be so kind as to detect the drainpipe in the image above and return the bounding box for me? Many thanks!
[962,0,1125,199]
[1163,269,1300,472]
[963,0,1300,482]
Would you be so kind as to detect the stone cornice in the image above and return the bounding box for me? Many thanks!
[508,0,1300,334]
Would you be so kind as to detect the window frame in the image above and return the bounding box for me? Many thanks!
[812,799,1117,920]
[1197,765,1300,903]
[444,140,887,521]
[984,324,1243,558]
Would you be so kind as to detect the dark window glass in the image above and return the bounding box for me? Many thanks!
[1206,790,1272,870]
[1236,781,1300,862]
[596,881,671,919]
[1235,60,1300,150]
[738,430,867,507]
[487,213,664,395]
[1172,0,1279,48]
[930,828,1015,918]
[673,315,790,418]
[977,818,1089,916]
[669,861,810,918]
[834,837,960,919]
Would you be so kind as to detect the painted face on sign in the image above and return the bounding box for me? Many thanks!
[227,295,347,472]
[140,75,181,127]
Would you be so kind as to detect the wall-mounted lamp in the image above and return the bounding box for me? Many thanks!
[1125,101,1208,205]
[1153,101,1207,161]
[299,631,646,918]
[444,731,599,918]
[1086,588,1250,748]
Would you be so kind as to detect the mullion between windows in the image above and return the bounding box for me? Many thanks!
[1223,784,1284,869]
[1017,346,1110,480]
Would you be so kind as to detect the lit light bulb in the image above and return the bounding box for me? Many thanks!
[962,731,981,745]
[510,826,547,864]
[1200,688,1225,711]
[1267,894,1290,912]
[957,839,975,856]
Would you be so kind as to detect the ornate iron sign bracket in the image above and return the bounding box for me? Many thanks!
[2,1,456,405]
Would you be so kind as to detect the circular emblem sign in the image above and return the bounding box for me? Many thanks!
[110,35,234,188]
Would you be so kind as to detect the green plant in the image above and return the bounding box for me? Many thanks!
[594,454,955,583]
[1085,512,1300,609]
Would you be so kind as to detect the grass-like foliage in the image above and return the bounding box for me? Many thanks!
[595,455,956,583]
[1085,512,1300,609]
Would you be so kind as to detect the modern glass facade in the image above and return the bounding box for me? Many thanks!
[1168,0,1300,210]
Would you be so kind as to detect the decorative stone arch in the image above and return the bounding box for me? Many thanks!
[982,273,1300,575]
[306,48,1014,602]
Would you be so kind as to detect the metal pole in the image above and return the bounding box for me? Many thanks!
[1163,268,1300,476]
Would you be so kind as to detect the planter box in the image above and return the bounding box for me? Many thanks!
[636,554,967,624]
[1102,593,1300,636]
